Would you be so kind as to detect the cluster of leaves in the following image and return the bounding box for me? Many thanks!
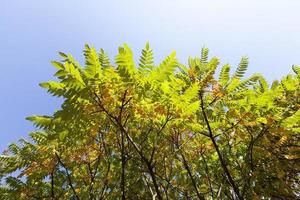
[0,43,299,200]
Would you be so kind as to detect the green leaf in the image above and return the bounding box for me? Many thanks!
[51,61,64,70]
[201,47,209,64]
[230,73,259,92]
[138,42,154,75]
[219,64,230,85]
[99,48,111,68]
[59,131,68,141]
[271,80,279,90]
[29,132,47,144]
[292,65,300,76]
[84,44,101,78]
[257,117,267,124]
[58,51,67,58]
[257,75,269,93]
[150,51,177,82]
[233,57,248,78]
[39,81,65,97]
[26,115,54,129]
[115,44,136,77]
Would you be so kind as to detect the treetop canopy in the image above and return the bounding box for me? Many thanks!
[0,43,299,199]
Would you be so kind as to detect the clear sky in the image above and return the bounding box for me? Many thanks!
[1,0,299,151]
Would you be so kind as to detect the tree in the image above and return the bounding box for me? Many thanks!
[0,43,299,200]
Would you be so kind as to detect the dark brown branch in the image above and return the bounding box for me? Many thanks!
[93,89,164,200]
[199,91,243,200]
[242,126,268,196]
[181,152,205,200]
[121,129,126,200]
[99,135,113,200]
[200,151,214,198]
[176,144,205,200]
[55,152,80,200]
[93,89,130,200]
[154,171,192,198]
[99,162,111,200]
[116,121,163,200]
[87,156,101,200]
[150,115,171,164]
[51,168,55,200]
[208,95,219,107]
[223,112,249,134]
[118,90,131,200]
[93,91,118,126]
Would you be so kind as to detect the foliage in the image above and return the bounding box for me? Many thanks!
[0,44,299,200]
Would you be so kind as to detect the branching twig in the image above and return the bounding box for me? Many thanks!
[199,91,243,200]
[55,152,80,200]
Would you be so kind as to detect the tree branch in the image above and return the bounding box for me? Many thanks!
[199,91,243,200]
[55,152,79,200]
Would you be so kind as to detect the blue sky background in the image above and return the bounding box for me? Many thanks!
[1,0,299,151]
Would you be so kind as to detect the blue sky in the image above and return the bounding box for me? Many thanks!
[1,0,299,151]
